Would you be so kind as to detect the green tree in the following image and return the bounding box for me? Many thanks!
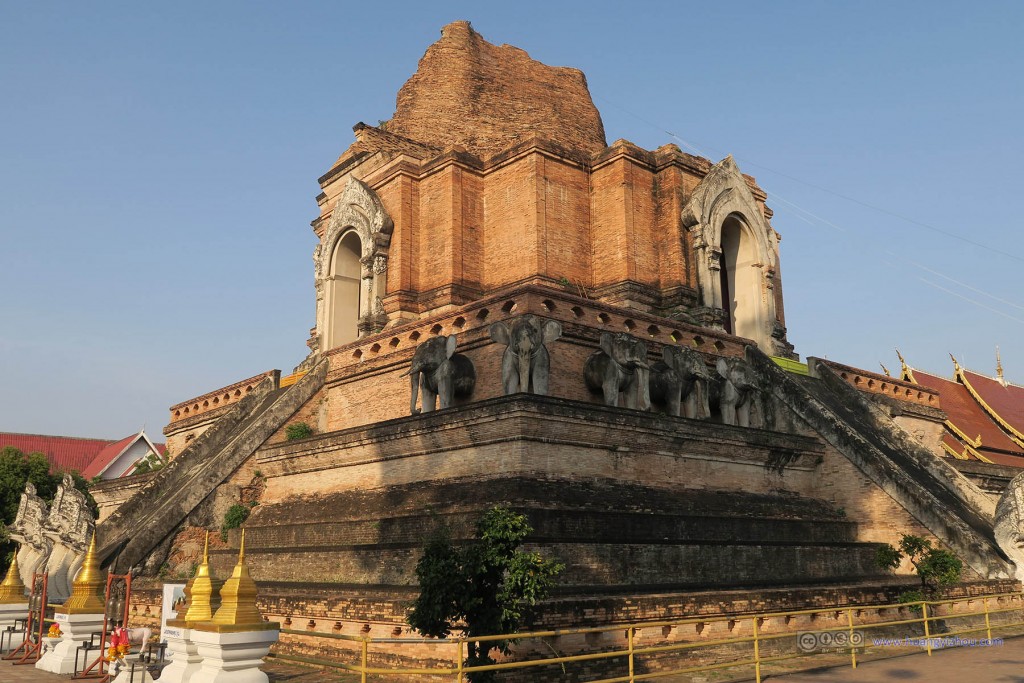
[408,507,563,682]
[0,447,98,572]
[875,534,963,590]
[132,449,167,474]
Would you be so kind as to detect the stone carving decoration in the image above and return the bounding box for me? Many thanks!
[680,155,784,355]
[43,474,93,602]
[7,478,94,602]
[584,332,651,410]
[716,357,763,428]
[405,334,476,414]
[7,483,51,589]
[313,177,394,351]
[489,315,562,395]
[995,471,1024,581]
[650,345,713,419]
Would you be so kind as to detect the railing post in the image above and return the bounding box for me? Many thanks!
[628,627,635,683]
[456,638,464,683]
[752,617,761,683]
[361,637,368,683]
[984,597,992,642]
[846,608,857,669]
[922,601,931,656]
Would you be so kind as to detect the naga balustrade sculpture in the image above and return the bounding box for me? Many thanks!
[584,332,651,410]
[404,334,476,414]
[650,345,714,419]
[995,471,1024,581]
[489,315,562,395]
[7,477,93,602]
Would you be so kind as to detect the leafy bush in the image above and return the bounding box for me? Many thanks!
[898,589,924,614]
[875,534,963,590]
[220,503,251,541]
[408,507,563,682]
[285,422,314,441]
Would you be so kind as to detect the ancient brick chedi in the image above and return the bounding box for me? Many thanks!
[84,21,1021,667]
[305,19,792,359]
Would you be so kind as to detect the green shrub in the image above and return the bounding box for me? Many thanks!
[285,422,314,441]
[898,589,924,614]
[220,503,251,541]
[875,534,963,590]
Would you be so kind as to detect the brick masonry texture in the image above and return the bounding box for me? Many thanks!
[93,22,1024,679]
[385,21,606,160]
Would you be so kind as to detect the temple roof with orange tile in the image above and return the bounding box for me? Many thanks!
[961,369,1024,441]
[0,431,165,477]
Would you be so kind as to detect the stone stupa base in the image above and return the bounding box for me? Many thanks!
[160,624,203,683]
[35,612,104,675]
[0,602,28,652]
[189,628,279,683]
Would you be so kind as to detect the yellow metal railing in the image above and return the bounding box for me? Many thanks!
[279,371,307,388]
[269,590,1024,682]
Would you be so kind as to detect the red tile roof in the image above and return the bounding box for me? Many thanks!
[912,370,1024,459]
[79,434,138,480]
[0,431,165,476]
[0,433,113,473]
[962,370,1024,440]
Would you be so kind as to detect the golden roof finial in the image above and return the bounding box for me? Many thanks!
[880,363,891,378]
[950,353,963,375]
[895,349,915,383]
[196,530,275,632]
[63,531,105,614]
[0,550,27,603]
[997,346,1006,386]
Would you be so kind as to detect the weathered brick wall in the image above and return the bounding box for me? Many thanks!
[385,21,606,160]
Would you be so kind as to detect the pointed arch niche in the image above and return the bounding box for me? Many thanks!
[314,177,393,352]
[681,156,788,355]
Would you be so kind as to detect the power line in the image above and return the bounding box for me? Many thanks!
[597,97,1024,264]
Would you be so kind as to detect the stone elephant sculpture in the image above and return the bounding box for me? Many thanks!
[584,332,651,410]
[650,345,713,418]
[716,357,762,428]
[489,315,562,395]
[404,334,476,414]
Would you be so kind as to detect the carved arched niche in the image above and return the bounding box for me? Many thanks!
[681,156,786,354]
[314,177,393,352]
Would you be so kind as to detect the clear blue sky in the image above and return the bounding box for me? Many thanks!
[2,2,1022,439]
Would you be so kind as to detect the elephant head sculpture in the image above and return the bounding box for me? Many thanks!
[489,315,562,395]
[584,332,651,410]
[715,357,762,428]
[650,345,713,418]
[404,334,476,414]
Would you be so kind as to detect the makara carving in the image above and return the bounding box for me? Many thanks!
[7,476,94,602]
[405,334,476,414]
[650,345,713,419]
[716,357,762,428]
[489,315,562,395]
[584,332,651,410]
[995,471,1024,581]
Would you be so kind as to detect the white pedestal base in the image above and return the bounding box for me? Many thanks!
[0,602,28,652]
[189,628,279,683]
[111,654,156,683]
[35,611,103,675]
[160,625,203,683]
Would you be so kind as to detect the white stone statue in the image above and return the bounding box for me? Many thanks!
[7,478,94,601]
[995,471,1024,581]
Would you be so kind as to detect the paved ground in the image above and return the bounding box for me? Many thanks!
[0,658,357,681]
[762,635,1024,682]
[1,638,1021,681]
